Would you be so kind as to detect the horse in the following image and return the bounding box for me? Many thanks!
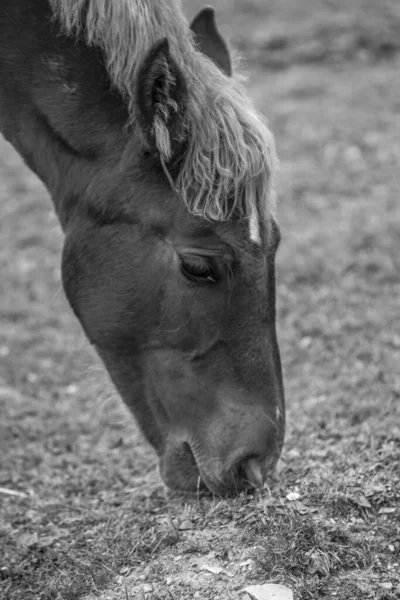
[0,0,285,495]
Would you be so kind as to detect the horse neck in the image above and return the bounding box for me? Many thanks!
[0,0,136,228]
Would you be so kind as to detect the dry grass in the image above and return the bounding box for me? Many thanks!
[1,1,399,599]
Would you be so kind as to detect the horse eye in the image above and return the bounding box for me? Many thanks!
[180,255,216,283]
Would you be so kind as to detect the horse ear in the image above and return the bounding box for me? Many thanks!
[136,38,187,160]
[190,6,232,76]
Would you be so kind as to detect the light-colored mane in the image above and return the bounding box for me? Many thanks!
[50,0,277,226]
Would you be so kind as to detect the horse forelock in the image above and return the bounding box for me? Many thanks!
[49,0,277,231]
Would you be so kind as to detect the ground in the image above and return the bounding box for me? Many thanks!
[0,1,399,599]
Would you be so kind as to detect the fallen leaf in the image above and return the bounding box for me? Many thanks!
[178,519,194,530]
[200,564,223,575]
[38,536,56,548]
[240,559,253,567]
[17,532,38,547]
[0,386,21,401]
[307,550,330,576]
[379,507,397,514]
[292,500,310,514]
[120,565,131,575]
[240,583,293,600]
[354,494,372,509]
[262,496,280,510]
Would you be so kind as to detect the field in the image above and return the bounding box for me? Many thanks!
[1,1,399,599]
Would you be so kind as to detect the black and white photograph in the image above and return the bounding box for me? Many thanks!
[0,1,399,599]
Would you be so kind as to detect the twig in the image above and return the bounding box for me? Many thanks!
[0,487,28,498]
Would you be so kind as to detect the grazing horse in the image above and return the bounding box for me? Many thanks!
[0,0,285,495]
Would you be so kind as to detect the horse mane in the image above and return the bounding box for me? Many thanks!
[50,0,277,225]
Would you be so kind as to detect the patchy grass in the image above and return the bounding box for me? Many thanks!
[187,0,400,68]
[1,1,399,599]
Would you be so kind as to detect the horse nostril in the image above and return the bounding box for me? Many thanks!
[242,457,265,489]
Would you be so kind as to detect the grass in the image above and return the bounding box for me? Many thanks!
[187,0,400,68]
[1,1,400,598]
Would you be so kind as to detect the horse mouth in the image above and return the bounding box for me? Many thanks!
[161,441,228,495]
[161,441,271,495]
[181,443,256,496]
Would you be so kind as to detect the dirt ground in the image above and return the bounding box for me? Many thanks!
[1,1,399,599]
